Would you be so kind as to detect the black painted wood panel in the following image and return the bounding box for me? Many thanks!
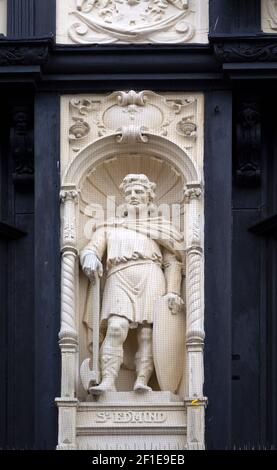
[34,93,60,450]
[210,0,261,35]
[7,0,56,38]
[204,91,233,450]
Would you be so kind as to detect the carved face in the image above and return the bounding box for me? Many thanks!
[124,184,149,207]
[14,112,29,131]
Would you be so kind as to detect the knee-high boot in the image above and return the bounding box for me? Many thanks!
[89,346,123,395]
[134,326,154,393]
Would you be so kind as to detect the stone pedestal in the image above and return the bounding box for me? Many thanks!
[76,392,187,450]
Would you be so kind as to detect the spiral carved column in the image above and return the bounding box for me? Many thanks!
[184,182,207,450]
[56,186,79,450]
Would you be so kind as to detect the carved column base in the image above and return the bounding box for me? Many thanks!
[186,333,204,397]
[59,335,78,398]
[185,398,207,450]
[56,398,78,450]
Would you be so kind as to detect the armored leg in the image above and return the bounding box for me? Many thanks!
[134,324,154,393]
[89,315,129,395]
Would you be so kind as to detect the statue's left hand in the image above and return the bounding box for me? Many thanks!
[163,293,184,315]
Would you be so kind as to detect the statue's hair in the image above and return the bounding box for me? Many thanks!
[120,174,156,202]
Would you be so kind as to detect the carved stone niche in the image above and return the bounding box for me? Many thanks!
[56,0,209,45]
[0,0,7,36]
[262,0,277,33]
[57,91,206,450]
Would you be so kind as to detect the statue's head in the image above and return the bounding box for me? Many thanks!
[120,174,156,207]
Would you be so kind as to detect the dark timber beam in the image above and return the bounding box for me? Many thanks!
[210,0,261,35]
[204,91,233,449]
[7,0,55,38]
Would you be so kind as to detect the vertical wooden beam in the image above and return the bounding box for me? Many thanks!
[7,0,56,38]
[210,0,261,35]
[204,91,233,450]
[34,93,60,449]
[7,0,35,37]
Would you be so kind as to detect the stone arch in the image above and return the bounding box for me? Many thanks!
[62,133,201,188]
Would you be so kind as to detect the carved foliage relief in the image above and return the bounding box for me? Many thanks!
[262,0,277,32]
[60,90,203,179]
[56,0,208,44]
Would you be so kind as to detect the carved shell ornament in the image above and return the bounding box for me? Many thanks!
[70,0,195,44]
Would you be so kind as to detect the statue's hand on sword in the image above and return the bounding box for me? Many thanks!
[81,251,103,284]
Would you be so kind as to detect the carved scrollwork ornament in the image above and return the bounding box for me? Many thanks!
[68,0,195,44]
[214,41,277,63]
[70,98,100,116]
[0,45,49,65]
[115,126,149,144]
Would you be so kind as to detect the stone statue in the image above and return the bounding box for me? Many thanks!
[80,174,185,395]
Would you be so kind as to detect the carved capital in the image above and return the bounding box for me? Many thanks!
[184,182,202,203]
[60,188,79,204]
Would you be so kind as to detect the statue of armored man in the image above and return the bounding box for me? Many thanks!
[80,174,185,395]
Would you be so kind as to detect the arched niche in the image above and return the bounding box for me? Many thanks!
[63,133,201,187]
[61,133,201,400]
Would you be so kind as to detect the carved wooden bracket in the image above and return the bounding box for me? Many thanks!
[212,37,277,63]
[10,105,34,191]
[235,101,261,187]
[0,38,52,65]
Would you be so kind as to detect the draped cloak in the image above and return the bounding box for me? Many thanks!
[81,216,185,352]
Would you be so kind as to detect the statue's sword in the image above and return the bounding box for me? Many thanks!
[80,274,100,391]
